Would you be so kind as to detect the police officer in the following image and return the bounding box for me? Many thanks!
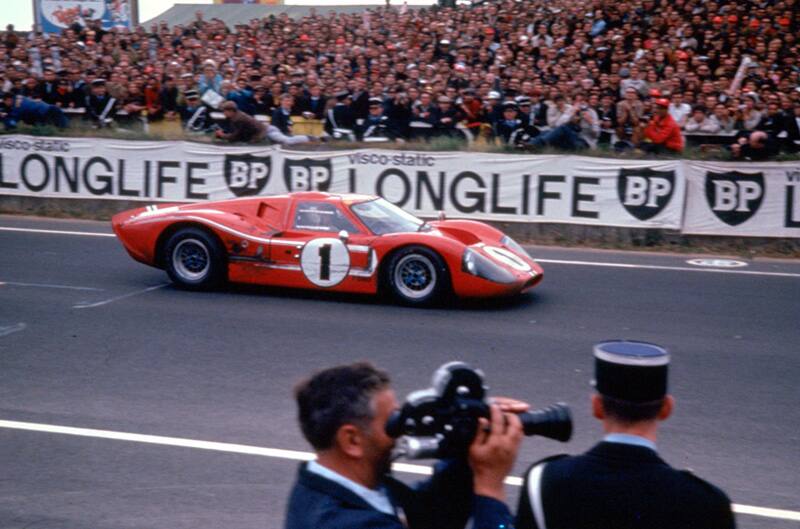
[325,90,355,140]
[517,341,735,529]
[494,102,527,145]
[179,89,211,132]
[85,78,117,128]
[355,97,401,142]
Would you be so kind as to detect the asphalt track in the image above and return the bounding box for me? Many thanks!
[1,214,799,529]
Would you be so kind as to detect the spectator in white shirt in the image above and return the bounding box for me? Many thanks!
[685,106,719,133]
[546,94,575,129]
[708,103,735,134]
[668,92,692,129]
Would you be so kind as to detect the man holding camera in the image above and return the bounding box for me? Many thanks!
[517,341,735,529]
[285,362,523,529]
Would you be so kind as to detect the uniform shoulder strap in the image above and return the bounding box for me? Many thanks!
[516,454,568,529]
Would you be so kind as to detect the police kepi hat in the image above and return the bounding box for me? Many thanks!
[593,340,669,402]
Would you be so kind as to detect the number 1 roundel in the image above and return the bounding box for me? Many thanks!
[300,238,350,287]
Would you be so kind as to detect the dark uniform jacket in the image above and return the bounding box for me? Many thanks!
[270,107,294,135]
[782,113,800,142]
[495,118,526,144]
[179,103,211,132]
[351,91,371,120]
[35,81,59,105]
[756,111,786,138]
[517,442,735,529]
[285,460,510,529]
[433,107,460,133]
[355,114,401,141]
[296,95,328,119]
[325,103,355,135]
[85,93,117,124]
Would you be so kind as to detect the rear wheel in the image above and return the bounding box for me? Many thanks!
[164,227,226,289]
[385,246,450,306]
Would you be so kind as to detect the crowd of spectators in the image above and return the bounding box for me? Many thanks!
[1,0,799,158]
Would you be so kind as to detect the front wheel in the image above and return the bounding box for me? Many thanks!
[164,227,226,290]
[385,246,450,306]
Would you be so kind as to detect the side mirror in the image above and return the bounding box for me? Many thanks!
[339,230,350,243]
[438,210,447,221]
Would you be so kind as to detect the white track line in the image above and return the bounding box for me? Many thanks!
[3,225,799,278]
[73,284,169,309]
[0,226,115,237]
[536,259,800,278]
[0,281,104,291]
[0,323,26,337]
[0,419,795,522]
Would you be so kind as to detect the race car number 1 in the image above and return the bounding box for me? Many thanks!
[300,238,351,287]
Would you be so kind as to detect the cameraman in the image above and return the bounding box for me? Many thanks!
[516,341,734,529]
[285,362,523,529]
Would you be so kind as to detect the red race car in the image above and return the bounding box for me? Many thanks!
[112,192,543,305]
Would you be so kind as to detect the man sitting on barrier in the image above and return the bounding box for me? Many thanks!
[532,97,599,151]
[269,94,318,145]
[642,98,684,153]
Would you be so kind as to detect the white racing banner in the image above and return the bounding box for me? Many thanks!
[0,135,686,229]
[683,161,800,237]
[0,136,278,202]
[3,134,798,237]
[316,152,685,228]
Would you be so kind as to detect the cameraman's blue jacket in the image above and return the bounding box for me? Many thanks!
[284,459,512,529]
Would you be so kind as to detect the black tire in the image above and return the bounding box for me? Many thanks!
[163,227,227,290]
[384,245,450,306]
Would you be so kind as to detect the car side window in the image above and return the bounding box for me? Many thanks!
[293,202,359,233]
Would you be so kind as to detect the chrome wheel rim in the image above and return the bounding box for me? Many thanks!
[172,239,210,281]
[394,254,436,299]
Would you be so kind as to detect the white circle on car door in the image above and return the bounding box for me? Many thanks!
[300,238,350,287]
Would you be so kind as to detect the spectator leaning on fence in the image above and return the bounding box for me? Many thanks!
[0,91,67,129]
[215,100,266,143]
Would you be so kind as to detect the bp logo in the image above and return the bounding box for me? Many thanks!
[284,158,333,192]
[705,171,765,226]
[617,168,676,221]
[224,154,271,197]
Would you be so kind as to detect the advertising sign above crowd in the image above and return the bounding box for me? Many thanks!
[0,135,797,238]
[35,0,135,33]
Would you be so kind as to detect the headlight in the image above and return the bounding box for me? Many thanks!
[501,235,532,260]
[462,248,516,284]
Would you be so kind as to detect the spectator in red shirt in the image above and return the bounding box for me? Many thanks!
[643,98,684,153]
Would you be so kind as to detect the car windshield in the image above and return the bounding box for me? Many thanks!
[351,198,424,235]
